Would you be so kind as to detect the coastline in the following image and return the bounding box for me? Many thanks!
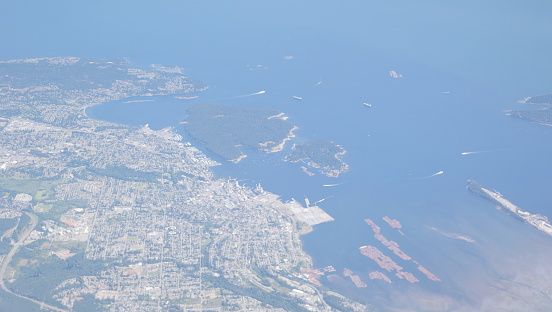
[286,144,349,178]
[518,94,552,105]
[260,193,334,235]
[229,153,247,163]
[79,79,333,242]
[468,180,552,236]
[330,148,349,178]
[77,64,342,292]
[83,91,203,118]
[230,125,299,163]
[260,125,298,153]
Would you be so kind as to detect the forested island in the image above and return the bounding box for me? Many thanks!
[286,141,348,178]
[520,94,552,105]
[509,93,552,125]
[182,103,296,162]
[509,108,552,125]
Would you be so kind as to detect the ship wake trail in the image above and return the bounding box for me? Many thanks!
[323,182,345,187]
[428,226,475,243]
[461,148,516,156]
[209,90,266,102]
[461,151,487,155]
[313,196,333,206]
[418,171,443,179]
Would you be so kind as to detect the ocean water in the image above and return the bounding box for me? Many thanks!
[5,0,552,310]
[88,58,552,309]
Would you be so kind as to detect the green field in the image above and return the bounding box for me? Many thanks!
[39,199,89,222]
[0,178,67,201]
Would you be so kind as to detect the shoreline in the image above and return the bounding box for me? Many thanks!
[0,58,373,310]
[229,154,247,163]
[260,125,298,153]
[78,73,337,257]
[82,86,208,118]
[286,144,349,178]
[518,95,552,105]
[468,180,552,236]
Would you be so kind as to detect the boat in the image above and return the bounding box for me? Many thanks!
[293,96,303,100]
[363,103,372,107]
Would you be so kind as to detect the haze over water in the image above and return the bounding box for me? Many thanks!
[5,1,552,310]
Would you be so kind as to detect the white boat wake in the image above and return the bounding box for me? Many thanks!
[313,196,333,205]
[461,151,486,155]
[418,171,443,179]
[461,148,511,156]
[209,90,266,102]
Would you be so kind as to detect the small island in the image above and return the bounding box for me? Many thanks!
[285,140,348,178]
[508,93,552,126]
[182,103,296,162]
[508,108,552,125]
[520,94,552,105]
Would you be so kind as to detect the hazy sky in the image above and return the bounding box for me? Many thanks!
[1,0,551,90]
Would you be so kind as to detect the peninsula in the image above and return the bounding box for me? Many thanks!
[519,94,552,105]
[508,108,552,126]
[467,180,552,236]
[508,93,552,126]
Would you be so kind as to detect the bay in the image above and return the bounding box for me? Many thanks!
[4,0,552,309]
[88,40,552,309]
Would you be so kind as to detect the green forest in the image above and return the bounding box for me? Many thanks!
[286,141,346,172]
[9,253,107,309]
[204,274,310,312]
[510,108,552,124]
[0,58,202,93]
[183,103,294,160]
[524,94,552,105]
[89,165,159,182]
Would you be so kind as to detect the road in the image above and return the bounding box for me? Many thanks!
[0,212,68,312]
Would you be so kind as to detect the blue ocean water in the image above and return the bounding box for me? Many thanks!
[4,0,552,310]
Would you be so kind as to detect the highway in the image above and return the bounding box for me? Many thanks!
[0,212,68,312]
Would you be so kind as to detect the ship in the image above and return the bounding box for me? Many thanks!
[389,70,403,78]
[293,96,303,100]
[363,103,372,107]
